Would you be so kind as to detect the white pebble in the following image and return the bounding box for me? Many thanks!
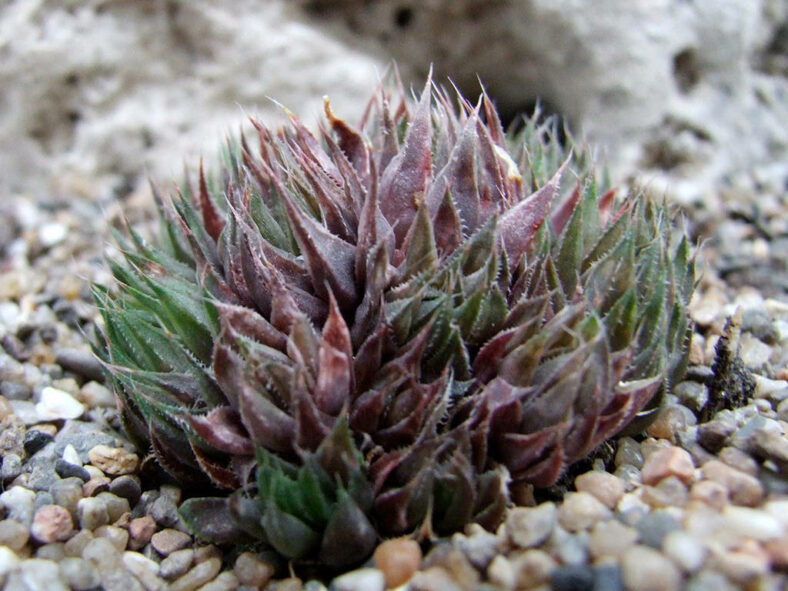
[35,386,84,421]
[8,400,40,425]
[0,546,20,577]
[122,551,167,591]
[62,444,82,466]
[764,499,788,529]
[753,374,788,398]
[0,486,36,526]
[332,567,385,591]
[0,302,21,332]
[662,530,707,572]
[721,506,783,541]
[38,222,68,247]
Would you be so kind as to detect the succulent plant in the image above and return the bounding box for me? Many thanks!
[93,78,694,568]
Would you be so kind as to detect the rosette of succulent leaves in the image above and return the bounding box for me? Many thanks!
[94,76,694,569]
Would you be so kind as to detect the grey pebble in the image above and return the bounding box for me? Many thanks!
[593,563,625,591]
[55,458,91,481]
[55,347,105,382]
[741,308,779,344]
[697,420,736,453]
[50,478,84,518]
[1,381,31,400]
[550,564,594,591]
[673,381,709,414]
[26,462,62,491]
[109,474,142,506]
[1,453,23,481]
[635,510,682,549]
[97,491,131,522]
[53,421,117,463]
[150,492,180,527]
[35,542,66,561]
[33,491,55,511]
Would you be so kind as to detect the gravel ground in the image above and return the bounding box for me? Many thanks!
[0,162,786,590]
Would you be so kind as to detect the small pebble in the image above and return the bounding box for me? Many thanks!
[30,504,74,544]
[511,548,556,588]
[150,492,180,527]
[128,515,157,550]
[615,437,644,469]
[662,530,707,572]
[61,444,82,466]
[77,496,109,530]
[621,545,681,591]
[58,557,101,591]
[642,475,689,508]
[79,380,114,407]
[635,509,682,549]
[697,420,736,453]
[233,551,273,587]
[35,386,84,421]
[332,567,385,591]
[109,474,142,506]
[646,405,688,441]
[0,519,30,552]
[701,459,764,506]
[550,564,594,591]
[506,502,557,548]
[88,444,139,475]
[122,551,167,591]
[19,558,69,591]
[452,525,500,569]
[54,349,105,383]
[373,537,422,588]
[720,505,783,541]
[63,529,94,557]
[198,570,240,591]
[673,381,709,413]
[49,478,83,518]
[574,471,626,509]
[557,492,612,532]
[689,479,729,510]
[23,429,54,456]
[95,524,129,552]
[151,528,192,556]
[641,446,695,486]
[97,491,130,522]
[487,555,516,589]
[1,453,23,481]
[162,548,195,580]
[588,519,639,560]
[170,556,221,591]
[55,458,91,481]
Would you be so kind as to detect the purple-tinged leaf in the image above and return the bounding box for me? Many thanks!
[188,406,254,456]
[379,79,433,245]
[280,185,358,309]
[324,97,371,181]
[197,159,226,241]
[216,302,286,351]
[426,111,480,232]
[190,442,239,489]
[498,158,568,271]
[314,292,353,416]
[238,382,296,455]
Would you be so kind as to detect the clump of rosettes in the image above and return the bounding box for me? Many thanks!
[93,78,694,568]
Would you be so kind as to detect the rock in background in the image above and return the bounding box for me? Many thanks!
[1,0,787,207]
[301,0,788,204]
[0,0,384,202]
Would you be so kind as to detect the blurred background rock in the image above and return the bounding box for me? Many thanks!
[1,0,786,208]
